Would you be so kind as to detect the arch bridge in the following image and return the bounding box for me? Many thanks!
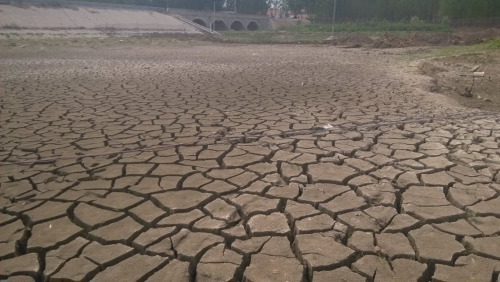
[169,8,272,31]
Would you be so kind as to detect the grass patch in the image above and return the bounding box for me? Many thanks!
[221,20,451,44]
[487,38,500,49]
[278,21,451,33]
[38,1,63,8]
[219,30,331,44]
[431,38,500,57]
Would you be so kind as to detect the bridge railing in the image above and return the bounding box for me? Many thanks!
[166,11,220,35]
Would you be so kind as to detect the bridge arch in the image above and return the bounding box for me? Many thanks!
[212,20,228,31]
[230,21,245,31]
[193,18,207,27]
[169,9,271,31]
[247,21,259,31]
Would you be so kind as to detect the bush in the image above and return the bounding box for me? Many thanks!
[410,16,424,24]
[441,16,450,25]
[279,20,450,33]
[487,38,500,49]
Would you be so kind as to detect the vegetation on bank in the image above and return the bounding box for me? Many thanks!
[430,38,500,57]
[1,31,498,50]
[219,30,500,46]
[277,20,451,33]
[487,38,500,49]
[220,20,453,44]
[219,30,329,43]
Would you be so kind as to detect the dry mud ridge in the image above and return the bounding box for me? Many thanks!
[418,53,500,113]
[330,28,500,49]
[0,43,499,282]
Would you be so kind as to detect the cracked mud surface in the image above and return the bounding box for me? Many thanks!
[0,42,499,281]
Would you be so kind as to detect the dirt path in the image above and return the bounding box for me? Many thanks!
[0,42,499,281]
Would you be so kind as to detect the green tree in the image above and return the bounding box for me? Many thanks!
[287,0,306,16]
[281,0,499,22]
[168,0,224,10]
[440,0,500,18]
[237,0,269,14]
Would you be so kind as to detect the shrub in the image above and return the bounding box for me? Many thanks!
[487,38,500,49]
[410,16,424,24]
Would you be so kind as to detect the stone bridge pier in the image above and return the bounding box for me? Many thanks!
[170,8,272,31]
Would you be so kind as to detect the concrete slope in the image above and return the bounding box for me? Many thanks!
[0,4,202,36]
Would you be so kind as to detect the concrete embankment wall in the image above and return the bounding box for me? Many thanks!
[0,3,202,36]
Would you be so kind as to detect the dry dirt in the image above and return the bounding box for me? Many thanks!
[330,28,500,49]
[0,40,499,281]
[419,51,500,112]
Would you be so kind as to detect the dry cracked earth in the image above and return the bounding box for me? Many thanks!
[0,42,499,282]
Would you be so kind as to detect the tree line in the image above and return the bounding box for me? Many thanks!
[90,0,500,22]
[288,0,500,23]
[103,0,268,14]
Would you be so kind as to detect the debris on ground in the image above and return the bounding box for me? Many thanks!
[328,32,374,47]
[418,52,499,111]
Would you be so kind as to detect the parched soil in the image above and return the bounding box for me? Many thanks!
[331,28,500,49]
[0,41,499,281]
[419,51,500,112]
